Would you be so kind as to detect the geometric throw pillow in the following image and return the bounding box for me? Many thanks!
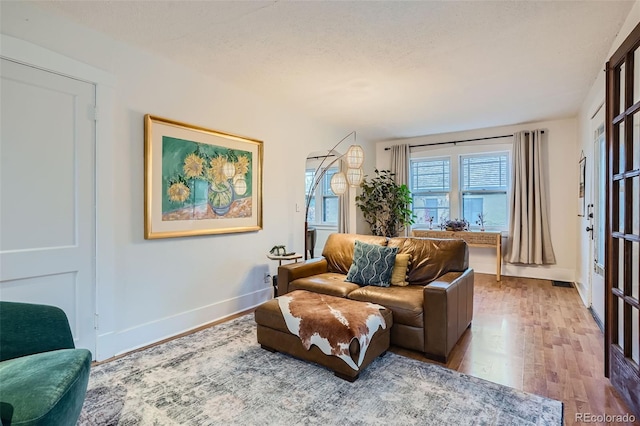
[345,240,398,287]
[390,253,411,286]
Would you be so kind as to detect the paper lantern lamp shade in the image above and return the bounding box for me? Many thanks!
[330,172,347,195]
[346,167,363,186]
[346,145,365,168]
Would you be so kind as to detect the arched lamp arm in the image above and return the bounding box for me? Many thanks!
[304,130,355,221]
[304,154,345,221]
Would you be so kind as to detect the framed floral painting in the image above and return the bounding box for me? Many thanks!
[144,115,263,239]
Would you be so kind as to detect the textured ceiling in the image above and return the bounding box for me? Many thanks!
[33,1,634,141]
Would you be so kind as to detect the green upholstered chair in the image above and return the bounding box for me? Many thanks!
[0,301,92,426]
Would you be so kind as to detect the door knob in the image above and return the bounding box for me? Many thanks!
[585,226,594,240]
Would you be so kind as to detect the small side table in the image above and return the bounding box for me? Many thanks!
[266,253,303,297]
[267,253,303,265]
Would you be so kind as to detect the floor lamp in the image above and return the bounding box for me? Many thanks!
[304,131,365,259]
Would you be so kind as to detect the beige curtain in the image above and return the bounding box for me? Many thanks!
[338,158,349,233]
[390,144,410,186]
[390,144,410,236]
[508,130,556,265]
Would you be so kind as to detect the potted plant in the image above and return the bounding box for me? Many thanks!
[356,169,414,237]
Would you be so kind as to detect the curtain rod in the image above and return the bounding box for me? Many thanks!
[383,131,545,151]
[307,154,337,160]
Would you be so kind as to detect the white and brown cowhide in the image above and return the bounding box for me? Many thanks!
[277,290,387,371]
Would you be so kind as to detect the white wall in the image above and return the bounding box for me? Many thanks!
[0,2,375,360]
[377,118,578,282]
[576,1,640,307]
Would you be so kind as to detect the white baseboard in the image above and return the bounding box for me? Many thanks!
[468,261,502,276]
[469,260,575,283]
[574,281,590,307]
[500,265,575,282]
[96,287,272,361]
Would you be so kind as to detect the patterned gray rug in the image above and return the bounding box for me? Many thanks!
[80,314,563,425]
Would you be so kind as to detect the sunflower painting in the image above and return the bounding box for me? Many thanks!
[144,115,263,239]
[161,136,254,221]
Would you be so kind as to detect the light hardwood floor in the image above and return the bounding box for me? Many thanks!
[391,273,637,426]
[99,273,635,424]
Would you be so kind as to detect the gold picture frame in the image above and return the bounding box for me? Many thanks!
[144,115,263,239]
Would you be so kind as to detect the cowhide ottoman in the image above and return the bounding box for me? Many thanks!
[255,289,392,381]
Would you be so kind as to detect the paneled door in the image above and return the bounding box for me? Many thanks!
[0,58,96,354]
[605,23,640,416]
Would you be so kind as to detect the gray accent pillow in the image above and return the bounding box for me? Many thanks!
[345,240,398,287]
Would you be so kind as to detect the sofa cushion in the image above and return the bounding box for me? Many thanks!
[390,253,411,286]
[290,273,360,297]
[348,285,424,328]
[0,348,92,426]
[387,237,469,286]
[346,240,398,287]
[322,233,388,274]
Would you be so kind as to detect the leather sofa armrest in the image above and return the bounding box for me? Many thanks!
[423,269,474,362]
[277,258,329,295]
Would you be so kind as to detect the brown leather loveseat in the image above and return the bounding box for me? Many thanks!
[278,233,474,362]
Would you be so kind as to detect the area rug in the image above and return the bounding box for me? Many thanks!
[79,314,563,425]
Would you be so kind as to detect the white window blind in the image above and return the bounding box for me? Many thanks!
[461,154,508,191]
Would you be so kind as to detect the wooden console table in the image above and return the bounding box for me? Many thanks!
[412,230,502,281]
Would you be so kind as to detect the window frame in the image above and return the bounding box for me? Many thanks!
[409,156,451,226]
[305,166,339,227]
[459,151,510,231]
[409,142,512,233]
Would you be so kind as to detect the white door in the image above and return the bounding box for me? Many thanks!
[590,110,605,326]
[0,58,96,354]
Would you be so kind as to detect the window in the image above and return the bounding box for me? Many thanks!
[460,153,509,229]
[410,157,450,224]
[322,169,338,223]
[306,167,339,225]
[305,170,316,222]
[410,147,510,231]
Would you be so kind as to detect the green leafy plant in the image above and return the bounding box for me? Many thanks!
[356,169,415,237]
